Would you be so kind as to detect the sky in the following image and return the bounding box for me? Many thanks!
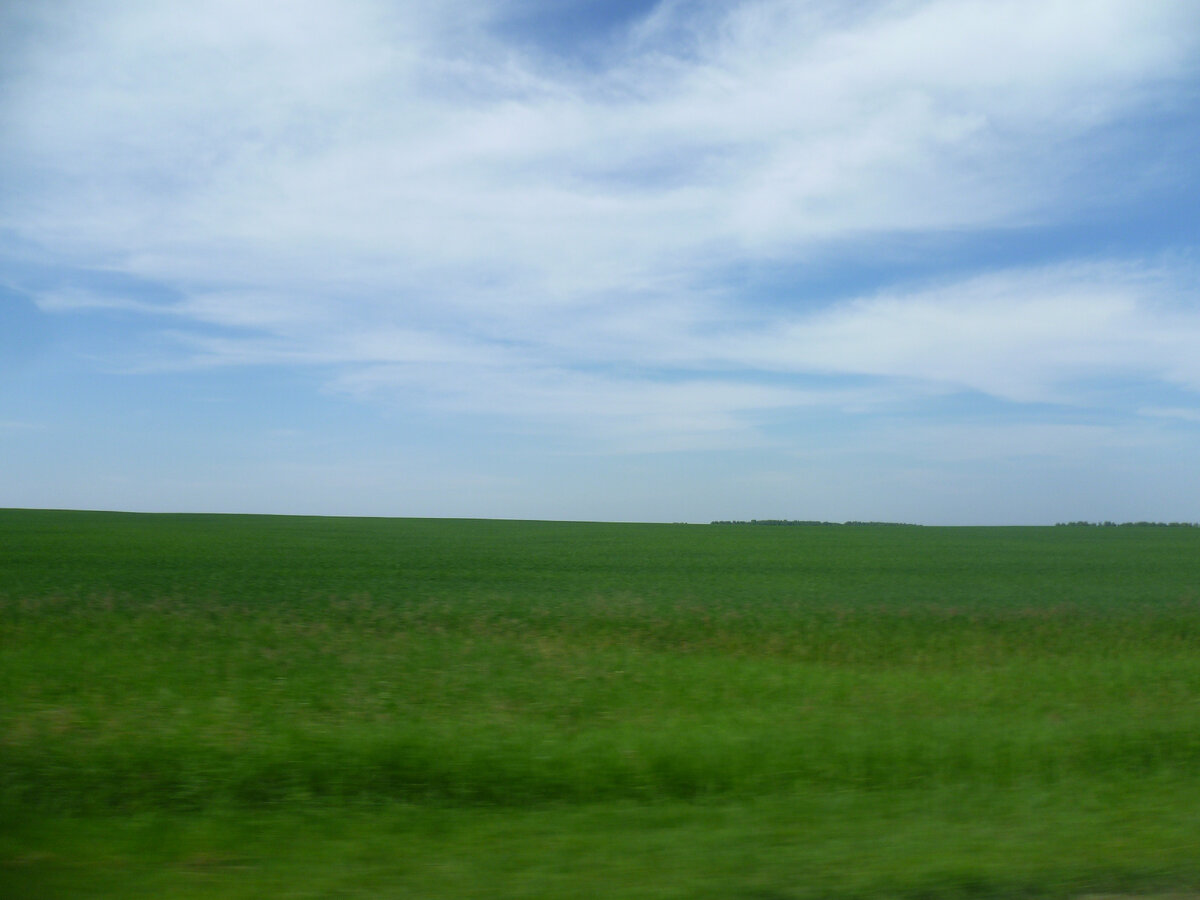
[2,0,1200,524]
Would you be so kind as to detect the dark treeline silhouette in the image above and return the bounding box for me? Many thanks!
[1055,521,1200,527]
[711,520,1200,528]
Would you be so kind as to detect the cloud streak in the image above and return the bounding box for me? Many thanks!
[7,1,1195,270]
[4,0,1200,466]
[77,258,1196,453]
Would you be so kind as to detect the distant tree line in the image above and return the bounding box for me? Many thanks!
[710,519,914,526]
[1054,521,1200,527]
[711,520,1200,527]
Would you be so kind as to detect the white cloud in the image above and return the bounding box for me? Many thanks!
[5,0,1200,453]
[83,257,1188,457]
[716,261,1200,402]
[6,0,1195,281]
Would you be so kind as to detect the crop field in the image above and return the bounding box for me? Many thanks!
[3,509,1200,898]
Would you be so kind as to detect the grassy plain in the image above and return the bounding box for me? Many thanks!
[3,509,1200,898]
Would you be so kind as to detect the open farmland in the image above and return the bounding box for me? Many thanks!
[3,509,1200,898]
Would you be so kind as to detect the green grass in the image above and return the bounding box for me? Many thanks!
[3,509,1200,897]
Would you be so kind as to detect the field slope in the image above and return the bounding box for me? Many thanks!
[3,509,1200,898]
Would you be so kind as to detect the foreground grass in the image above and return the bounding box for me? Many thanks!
[3,509,1200,896]
[6,784,1200,899]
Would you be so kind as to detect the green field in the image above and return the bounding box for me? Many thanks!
[3,509,1200,898]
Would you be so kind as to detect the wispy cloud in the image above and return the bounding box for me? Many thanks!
[86,258,1200,451]
[4,0,1200,463]
[717,261,1200,403]
[7,0,1194,279]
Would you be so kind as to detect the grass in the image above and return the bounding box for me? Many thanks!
[3,509,1200,897]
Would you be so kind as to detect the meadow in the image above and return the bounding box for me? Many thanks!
[3,509,1200,898]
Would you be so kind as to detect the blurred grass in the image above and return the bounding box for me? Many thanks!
[5,786,1200,899]
[3,509,1200,896]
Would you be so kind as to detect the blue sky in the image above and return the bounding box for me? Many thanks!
[3,0,1200,524]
